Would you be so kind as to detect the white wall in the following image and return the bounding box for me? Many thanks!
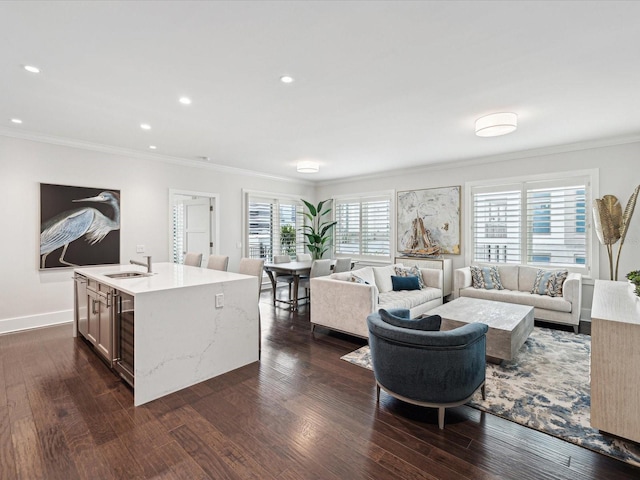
[317,140,640,318]
[0,135,310,333]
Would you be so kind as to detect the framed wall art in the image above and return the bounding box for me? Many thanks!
[40,183,121,269]
[397,185,461,256]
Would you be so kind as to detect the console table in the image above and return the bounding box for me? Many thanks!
[590,279,640,442]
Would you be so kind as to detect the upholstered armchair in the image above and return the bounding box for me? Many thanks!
[366,308,488,429]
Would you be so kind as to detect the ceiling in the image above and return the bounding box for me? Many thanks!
[2,1,640,182]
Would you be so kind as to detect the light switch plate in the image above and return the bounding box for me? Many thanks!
[136,245,145,253]
[215,293,224,308]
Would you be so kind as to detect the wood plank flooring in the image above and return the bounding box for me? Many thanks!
[1,290,639,479]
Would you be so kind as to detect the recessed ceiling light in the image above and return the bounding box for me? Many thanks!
[140,123,151,130]
[179,97,192,105]
[11,118,23,124]
[149,145,157,150]
[24,65,40,74]
[280,75,294,84]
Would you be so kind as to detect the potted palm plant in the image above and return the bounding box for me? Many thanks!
[300,199,337,260]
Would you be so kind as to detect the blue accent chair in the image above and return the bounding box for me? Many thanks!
[367,308,488,429]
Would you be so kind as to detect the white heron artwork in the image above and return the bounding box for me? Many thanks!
[39,184,121,269]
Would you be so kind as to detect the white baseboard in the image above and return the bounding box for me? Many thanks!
[0,310,73,335]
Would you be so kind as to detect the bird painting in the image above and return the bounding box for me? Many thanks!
[40,187,120,268]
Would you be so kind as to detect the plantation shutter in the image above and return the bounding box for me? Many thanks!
[335,195,391,258]
[172,203,185,264]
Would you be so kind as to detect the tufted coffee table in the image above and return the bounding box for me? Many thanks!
[426,297,534,363]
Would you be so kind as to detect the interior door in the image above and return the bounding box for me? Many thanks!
[183,197,211,265]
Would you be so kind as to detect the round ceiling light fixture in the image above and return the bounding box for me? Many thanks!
[179,96,192,105]
[280,75,294,84]
[140,123,151,130]
[11,118,23,124]
[297,160,319,173]
[475,112,517,137]
[24,65,41,73]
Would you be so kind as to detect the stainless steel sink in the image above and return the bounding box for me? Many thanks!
[104,271,151,279]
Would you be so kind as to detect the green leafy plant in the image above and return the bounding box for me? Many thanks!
[626,270,640,285]
[280,224,296,256]
[300,199,337,260]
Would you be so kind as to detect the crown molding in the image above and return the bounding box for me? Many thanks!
[316,134,640,187]
[0,127,313,186]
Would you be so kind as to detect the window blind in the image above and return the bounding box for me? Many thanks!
[471,177,588,269]
[247,195,304,261]
[335,195,391,258]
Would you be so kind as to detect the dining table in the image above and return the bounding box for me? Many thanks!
[263,259,356,311]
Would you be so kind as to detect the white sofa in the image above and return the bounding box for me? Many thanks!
[310,264,444,338]
[454,265,582,332]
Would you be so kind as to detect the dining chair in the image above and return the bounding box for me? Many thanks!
[183,252,203,267]
[296,253,312,262]
[206,254,229,271]
[238,257,265,358]
[333,257,352,273]
[273,254,295,306]
[299,259,332,305]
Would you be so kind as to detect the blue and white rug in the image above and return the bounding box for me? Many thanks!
[341,327,640,467]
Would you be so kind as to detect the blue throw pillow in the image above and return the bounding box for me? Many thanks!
[391,275,421,291]
[379,309,442,331]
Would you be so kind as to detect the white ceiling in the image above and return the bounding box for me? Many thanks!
[2,1,640,182]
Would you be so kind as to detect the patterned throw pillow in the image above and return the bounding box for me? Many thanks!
[394,265,425,289]
[470,265,504,290]
[531,269,568,297]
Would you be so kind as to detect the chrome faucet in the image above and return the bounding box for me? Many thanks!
[130,255,152,273]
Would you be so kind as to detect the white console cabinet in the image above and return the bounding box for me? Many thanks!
[590,279,640,443]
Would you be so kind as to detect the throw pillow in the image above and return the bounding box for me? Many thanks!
[379,308,442,331]
[470,265,504,290]
[372,264,399,293]
[391,275,421,291]
[394,265,425,289]
[531,269,568,297]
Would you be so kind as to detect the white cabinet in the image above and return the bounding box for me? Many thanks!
[396,257,453,297]
[590,280,640,443]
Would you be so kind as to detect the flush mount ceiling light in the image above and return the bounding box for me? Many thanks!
[140,123,151,130]
[475,112,518,137]
[149,145,157,150]
[179,96,192,105]
[280,75,294,84]
[297,160,319,173]
[24,65,40,73]
[11,118,23,124]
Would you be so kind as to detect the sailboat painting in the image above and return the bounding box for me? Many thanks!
[397,186,461,256]
[40,183,121,269]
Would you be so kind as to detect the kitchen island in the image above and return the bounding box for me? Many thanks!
[74,262,259,406]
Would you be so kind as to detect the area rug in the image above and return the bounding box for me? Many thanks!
[341,327,640,467]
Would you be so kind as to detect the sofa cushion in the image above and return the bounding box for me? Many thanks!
[332,266,375,286]
[518,266,540,292]
[373,264,401,293]
[395,265,426,289]
[497,265,519,291]
[459,287,572,312]
[531,269,568,297]
[391,275,421,291]
[379,287,442,310]
[470,265,504,290]
[379,308,442,331]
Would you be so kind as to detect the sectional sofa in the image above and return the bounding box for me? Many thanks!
[454,265,582,332]
[310,263,443,338]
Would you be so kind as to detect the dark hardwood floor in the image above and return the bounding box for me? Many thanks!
[1,290,639,479]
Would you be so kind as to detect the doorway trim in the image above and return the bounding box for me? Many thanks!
[169,189,220,263]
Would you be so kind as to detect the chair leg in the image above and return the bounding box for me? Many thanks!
[376,384,381,403]
[438,407,445,429]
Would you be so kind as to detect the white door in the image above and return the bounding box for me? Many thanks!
[183,198,211,266]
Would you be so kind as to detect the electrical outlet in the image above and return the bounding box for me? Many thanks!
[136,245,145,253]
[215,293,224,308]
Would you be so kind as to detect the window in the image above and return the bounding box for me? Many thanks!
[470,174,591,273]
[245,193,304,261]
[334,193,392,260]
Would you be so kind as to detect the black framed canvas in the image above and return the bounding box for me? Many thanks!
[40,183,120,269]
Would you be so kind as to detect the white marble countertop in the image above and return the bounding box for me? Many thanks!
[75,262,252,295]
